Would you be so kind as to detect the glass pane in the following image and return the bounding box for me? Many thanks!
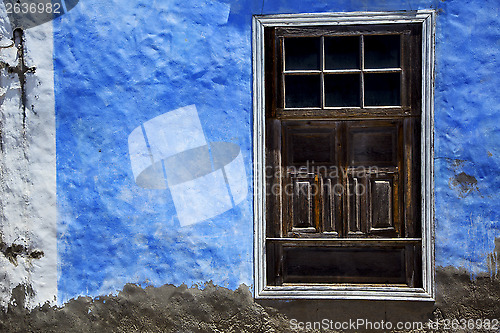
[364,35,401,69]
[349,127,397,166]
[364,73,400,106]
[290,132,334,164]
[284,37,320,70]
[325,74,360,107]
[285,75,321,108]
[324,36,360,70]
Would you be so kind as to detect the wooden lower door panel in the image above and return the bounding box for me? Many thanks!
[277,245,420,286]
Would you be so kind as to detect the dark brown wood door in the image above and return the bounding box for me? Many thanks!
[280,119,412,239]
[263,23,422,287]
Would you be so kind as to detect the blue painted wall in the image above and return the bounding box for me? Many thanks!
[54,0,500,302]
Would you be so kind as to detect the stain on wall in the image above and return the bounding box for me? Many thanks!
[449,171,479,197]
[487,237,500,280]
[0,233,44,265]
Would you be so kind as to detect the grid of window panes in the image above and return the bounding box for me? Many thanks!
[282,34,402,108]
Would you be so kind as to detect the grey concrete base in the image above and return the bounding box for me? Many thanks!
[1,267,499,332]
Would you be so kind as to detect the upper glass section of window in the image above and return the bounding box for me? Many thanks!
[282,34,402,108]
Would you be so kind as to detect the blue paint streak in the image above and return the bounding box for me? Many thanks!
[53,0,500,303]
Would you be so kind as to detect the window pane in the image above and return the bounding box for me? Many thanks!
[364,35,401,69]
[289,132,334,164]
[349,127,397,166]
[285,75,321,108]
[364,73,400,106]
[284,37,320,70]
[325,74,360,107]
[324,36,360,70]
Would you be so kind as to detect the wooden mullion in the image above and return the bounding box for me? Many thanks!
[283,70,322,75]
[363,68,402,73]
[279,37,285,109]
[276,243,284,285]
[275,26,413,38]
[404,118,413,238]
[276,108,415,119]
[314,174,322,232]
[360,174,368,235]
[360,34,365,109]
[265,119,282,238]
[324,69,362,74]
[282,169,293,238]
[264,27,276,118]
[320,36,325,110]
[401,31,411,111]
[396,120,404,237]
[411,24,422,115]
[405,244,415,287]
[266,238,422,246]
[266,242,277,286]
[337,121,347,237]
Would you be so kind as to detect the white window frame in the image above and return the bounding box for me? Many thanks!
[252,10,435,301]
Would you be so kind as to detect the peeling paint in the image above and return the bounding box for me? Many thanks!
[9,28,36,131]
[0,11,57,309]
[449,171,479,197]
[0,29,36,131]
[0,233,44,265]
[487,238,500,280]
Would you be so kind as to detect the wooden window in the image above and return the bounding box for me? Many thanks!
[254,11,435,300]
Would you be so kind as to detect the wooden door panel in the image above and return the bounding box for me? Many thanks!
[347,122,399,167]
[286,175,343,237]
[285,175,320,236]
[367,173,400,237]
[292,178,315,229]
[346,175,367,236]
[345,172,400,238]
[371,179,394,229]
[322,178,341,236]
[283,122,337,166]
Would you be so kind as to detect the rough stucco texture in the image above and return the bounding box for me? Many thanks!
[433,0,500,275]
[0,9,57,308]
[53,0,500,303]
[1,268,500,333]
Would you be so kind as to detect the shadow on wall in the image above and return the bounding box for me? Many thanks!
[1,266,500,332]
